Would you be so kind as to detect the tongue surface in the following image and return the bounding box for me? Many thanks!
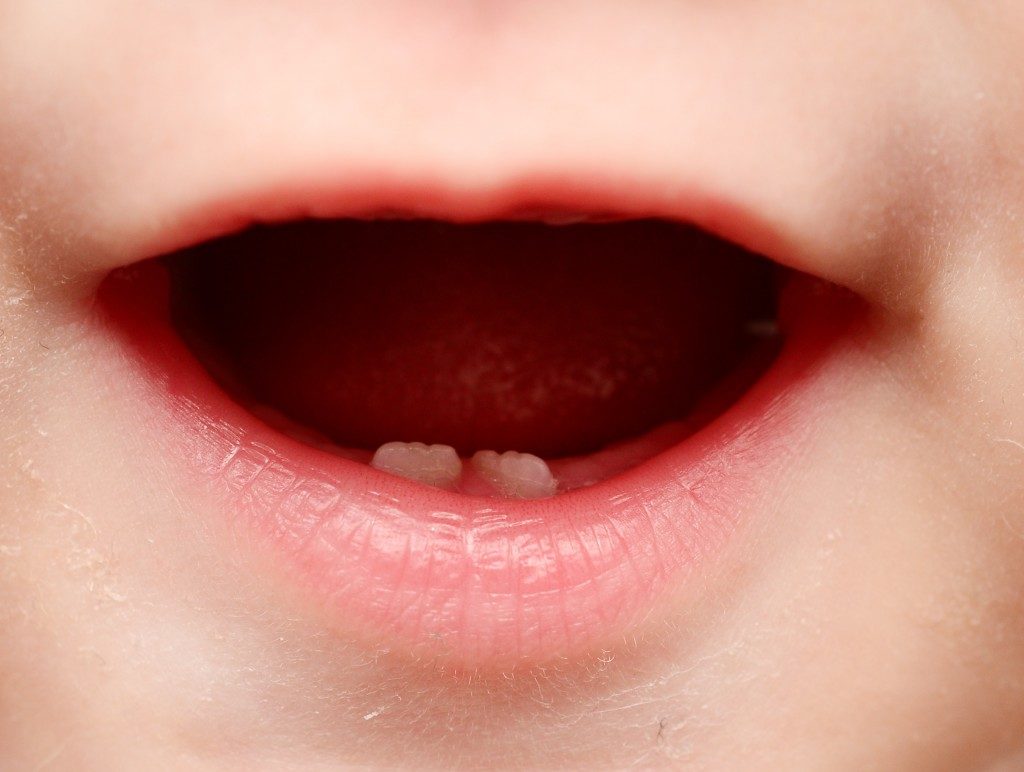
[171,219,773,458]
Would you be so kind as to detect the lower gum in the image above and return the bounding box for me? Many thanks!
[247,394,696,497]
[363,421,693,498]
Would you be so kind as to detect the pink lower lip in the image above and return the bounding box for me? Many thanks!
[97,220,855,667]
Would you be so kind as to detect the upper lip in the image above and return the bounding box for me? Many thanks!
[135,171,794,279]
[97,176,858,667]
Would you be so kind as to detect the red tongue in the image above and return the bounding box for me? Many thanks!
[170,219,774,458]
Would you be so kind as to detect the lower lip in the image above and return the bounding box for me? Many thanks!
[98,261,853,667]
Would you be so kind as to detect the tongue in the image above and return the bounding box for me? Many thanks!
[170,219,774,458]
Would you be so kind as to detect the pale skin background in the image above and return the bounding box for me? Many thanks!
[2,1,1024,769]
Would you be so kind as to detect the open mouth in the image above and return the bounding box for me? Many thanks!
[95,189,861,667]
[166,217,781,495]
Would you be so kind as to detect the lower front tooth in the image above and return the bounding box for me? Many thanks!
[471,450,558,499]
[371,442,462,490]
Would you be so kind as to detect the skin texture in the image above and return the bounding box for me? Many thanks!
[1,1,1024,769]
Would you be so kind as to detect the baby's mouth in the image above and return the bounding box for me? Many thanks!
[96,190,862,667]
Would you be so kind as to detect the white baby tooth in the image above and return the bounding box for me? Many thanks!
[371,442,462,490]
[472,450,558,499]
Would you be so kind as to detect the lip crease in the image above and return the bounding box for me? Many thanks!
[94,184,858,667]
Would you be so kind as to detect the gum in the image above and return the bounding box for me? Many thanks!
[245,394,697,498]
[362,422,693,499]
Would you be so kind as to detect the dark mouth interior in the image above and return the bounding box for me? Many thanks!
[164,218,782,463]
